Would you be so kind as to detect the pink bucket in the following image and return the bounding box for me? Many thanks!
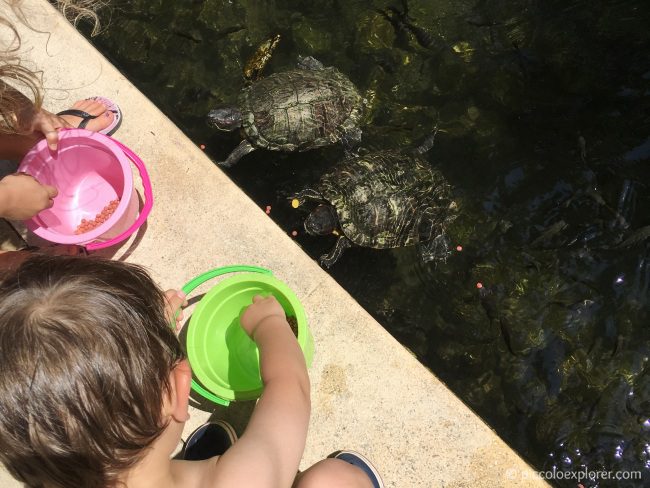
[17,128,153,251]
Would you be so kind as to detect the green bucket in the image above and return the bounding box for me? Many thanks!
[181,266,314,407]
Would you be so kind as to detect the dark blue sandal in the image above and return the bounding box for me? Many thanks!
[182,420,238,461]
[328,450,385,488]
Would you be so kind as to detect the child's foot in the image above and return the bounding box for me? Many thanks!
[328,450,384,488]
[57,97,122,135]
[182,420,238,461]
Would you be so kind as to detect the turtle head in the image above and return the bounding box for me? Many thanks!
[207,105,242,131]
[304,204,339,236]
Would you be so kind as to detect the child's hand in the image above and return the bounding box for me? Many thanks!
[0,173,58,220]
[164,289,188,333]
[29,108,71,151]
[240,295,286,339]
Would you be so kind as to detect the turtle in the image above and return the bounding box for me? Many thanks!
[291,132,458,268]
[243,34,281,81]
[207,55,365,167]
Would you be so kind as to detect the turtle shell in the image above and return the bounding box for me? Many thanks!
[238,66,363,152]
[317,150,456,249]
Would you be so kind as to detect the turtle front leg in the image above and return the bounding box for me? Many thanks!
[419,233,451,263]
[341,126,363,157]
[412,124,440,155]
[218,140,256,168]
[418,209,447,263]
[319,236,353,269]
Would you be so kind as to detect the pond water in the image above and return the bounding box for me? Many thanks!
[86,1,650,486]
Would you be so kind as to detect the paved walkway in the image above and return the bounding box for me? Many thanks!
[0,2,548,486]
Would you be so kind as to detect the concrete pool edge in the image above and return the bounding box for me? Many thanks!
[0,2,549,487]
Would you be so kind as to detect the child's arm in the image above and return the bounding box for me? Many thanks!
[0,133,44,160]
[209,295,310,488]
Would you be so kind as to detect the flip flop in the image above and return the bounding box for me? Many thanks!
[56,96,123,136]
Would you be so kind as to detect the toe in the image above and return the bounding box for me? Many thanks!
[73,98,108,116]
[62,98,115,133]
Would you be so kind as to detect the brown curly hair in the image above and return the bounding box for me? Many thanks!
[0,255,185,487]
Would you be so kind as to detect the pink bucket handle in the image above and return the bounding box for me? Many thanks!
[85,137,153,251]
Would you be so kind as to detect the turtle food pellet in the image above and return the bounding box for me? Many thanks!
[287,316,299,337]
[74,199,120,234]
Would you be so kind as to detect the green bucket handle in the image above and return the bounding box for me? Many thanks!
[179,265,273,406]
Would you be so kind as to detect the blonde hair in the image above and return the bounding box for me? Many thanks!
[49,0,108,37]
[0,0,107,134]
[7,0,107,36]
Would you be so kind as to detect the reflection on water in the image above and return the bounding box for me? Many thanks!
[87,0,650,485]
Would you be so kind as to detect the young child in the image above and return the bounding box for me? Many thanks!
[1,3,119,220]
[0,88,122,220]
[0,254,383,488]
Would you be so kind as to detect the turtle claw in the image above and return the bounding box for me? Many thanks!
[341,127,363,156]
[419,233,451,263]
[318,236,352,268]
[318,255,333,269]
[218,140,256,168]
[412,125,441,155]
